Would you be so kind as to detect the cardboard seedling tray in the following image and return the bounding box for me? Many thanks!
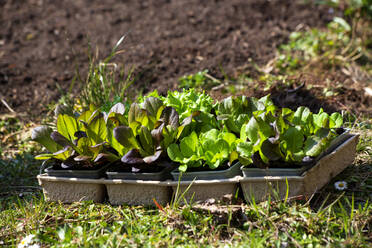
[240,134,359,203]
[37,134,358,205]
[104,179,172,206]
[37,175,106,203]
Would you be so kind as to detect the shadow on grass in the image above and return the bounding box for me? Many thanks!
[0,153,42,209]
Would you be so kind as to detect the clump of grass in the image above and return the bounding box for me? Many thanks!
[75,35,135,111]
[51,35,136,116]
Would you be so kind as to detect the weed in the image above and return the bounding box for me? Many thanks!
[179,70,220,90]
[77,35,135,111]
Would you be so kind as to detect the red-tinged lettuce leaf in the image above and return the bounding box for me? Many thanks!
[181,111,200,126]
[161,124,178,149]
[129,121,142,136]
[106,120,128,156]
[75,137,93,157]
[128,103,149,127]
[89,141,106,156]
[74,131,87,139]
[35,145,72,161]
[113,126,139,149]
[178,111,200,138]
[144,97,164,119]
[109,102,125,116]
[121,149,145,164]
[31,126,61,153]
[74,155,92,162]
[151,123,164,146]
[143,150,162,164]
[94,153,119,163]
[251,151,267,169]
[106,102,127,125]
[51,131,73,148]
[138,126,154,156]
[160,106,179,130]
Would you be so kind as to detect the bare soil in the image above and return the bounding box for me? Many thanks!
[0,0,370,118]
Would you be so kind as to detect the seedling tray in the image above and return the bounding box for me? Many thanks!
[37,174,106,203]
[106,168,171,181]
[37,134,358,205]
[240,134,359,203]
[104,179,172,206]
[241,129,351,177]
[171,161,242,181]
[44,164,109,179]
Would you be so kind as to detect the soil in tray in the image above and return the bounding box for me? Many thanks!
[47,159,107,171]
[182,163,231,173]
[107,160,176,174]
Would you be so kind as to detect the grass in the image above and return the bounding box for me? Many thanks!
[0,181,371,247]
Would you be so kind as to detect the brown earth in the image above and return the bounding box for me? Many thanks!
[0,0,370,118]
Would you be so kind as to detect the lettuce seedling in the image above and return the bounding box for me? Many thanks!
[113,98,194,166]
[32,108,119,168]
[167,129,239,172]
[162,89,219,133]
[167,132,203,172]
[238,106,344,167]
[216,95,275,134]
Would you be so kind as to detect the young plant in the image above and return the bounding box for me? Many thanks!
[113,97,194,167]
[237,106,344,167]
[178,70,219,90]
[167,129,239,172]
[32,107,118,168]
[216,95,275,135]
[162,89,218,132]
